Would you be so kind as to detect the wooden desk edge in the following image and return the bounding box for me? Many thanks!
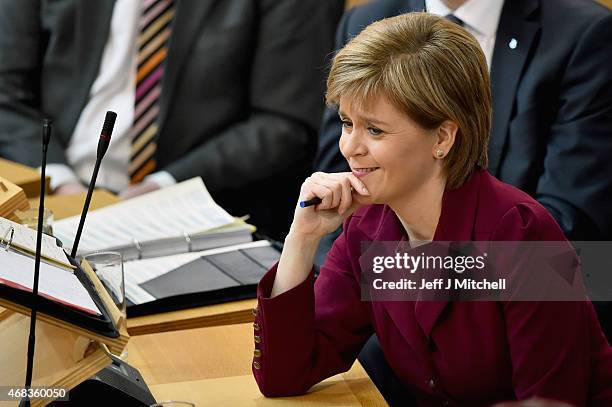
[127,299,257,336]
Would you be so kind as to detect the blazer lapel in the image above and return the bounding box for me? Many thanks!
[413,171,482,338]
[488,0,540,176]
[157,0,216,133]
[359,171,483,347]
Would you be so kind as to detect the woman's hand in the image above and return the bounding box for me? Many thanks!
[289,172,370,239]
[271,172,370,297]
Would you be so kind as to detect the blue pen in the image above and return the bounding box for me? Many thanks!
[299,197,322,208]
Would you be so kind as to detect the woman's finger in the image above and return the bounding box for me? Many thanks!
[310,177,343,209]
[344,173,370,196]
[302,181,334,209]
[337,177,353,215]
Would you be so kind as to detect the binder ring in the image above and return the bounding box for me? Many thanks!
[1,226,15,252]
[132,237,143,260]
[183,232,193,253]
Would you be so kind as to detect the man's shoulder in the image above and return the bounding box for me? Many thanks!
[539,0,611,33]
[476,172,565,240]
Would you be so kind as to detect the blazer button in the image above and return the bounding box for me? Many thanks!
[254,349,261,358]
[253,322,260,331]
[427,378,436,390]
[254,335,261,344]
[252,307,258,317]
[253,361,261,370]
[442,401,451,407]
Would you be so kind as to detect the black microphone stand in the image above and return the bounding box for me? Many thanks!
[20,119,52,407]
[71,111,116,258]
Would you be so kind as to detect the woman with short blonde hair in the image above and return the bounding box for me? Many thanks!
[252,12,611,406]
[327,12,491,188]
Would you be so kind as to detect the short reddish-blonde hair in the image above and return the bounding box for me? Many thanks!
[326,12,491,188]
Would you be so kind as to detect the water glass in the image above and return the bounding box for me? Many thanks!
[83,251,126,321]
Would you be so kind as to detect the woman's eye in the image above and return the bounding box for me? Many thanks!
[341,120,353,128]
[368,127,383,135]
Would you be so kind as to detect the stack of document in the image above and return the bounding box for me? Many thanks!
[124,240,279,309]
[53,178,277,316]
[54,178,254,261]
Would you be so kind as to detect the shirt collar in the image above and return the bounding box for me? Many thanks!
[425,0,504,38]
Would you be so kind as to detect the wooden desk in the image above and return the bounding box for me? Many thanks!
[33,189,119,220]
[127,323,386,406]
[126,299,257,336]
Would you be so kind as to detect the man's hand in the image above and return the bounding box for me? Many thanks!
[54,181,87,196]
[118,181,161,200]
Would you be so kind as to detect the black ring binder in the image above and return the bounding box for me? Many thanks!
[132,238,142,260]
[1,226,14,252]
[183,232,192,252]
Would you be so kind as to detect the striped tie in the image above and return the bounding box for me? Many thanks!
[129,0,175,184]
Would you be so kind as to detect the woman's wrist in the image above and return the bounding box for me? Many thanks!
[285,230,323,248]
[271,232,321,298]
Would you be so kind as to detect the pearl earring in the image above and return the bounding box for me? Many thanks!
[435,149,444,158]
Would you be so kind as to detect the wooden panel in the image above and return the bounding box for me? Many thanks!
[0,159,50,199]
[147,367,384,407]
[598,0,612,9]
[32,189,119,221]
[127,322,386,406]
[127,299,257,336]
[346,0,370,9]
[0,313,112,407]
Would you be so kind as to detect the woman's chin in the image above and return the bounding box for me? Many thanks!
[354,194,379,206]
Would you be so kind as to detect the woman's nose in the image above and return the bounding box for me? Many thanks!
[340,128,368,158]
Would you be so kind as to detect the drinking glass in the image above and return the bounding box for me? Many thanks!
[84,251,126,356]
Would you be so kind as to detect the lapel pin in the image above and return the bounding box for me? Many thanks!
[508,38,518,49]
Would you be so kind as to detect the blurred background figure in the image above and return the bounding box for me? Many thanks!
[0,0,344,240]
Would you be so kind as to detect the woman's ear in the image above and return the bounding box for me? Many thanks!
[433,120,458,159]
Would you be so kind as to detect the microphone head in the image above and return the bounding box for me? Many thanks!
[42,118,52,147]
[97,111,117,159]
[101,111,117,139]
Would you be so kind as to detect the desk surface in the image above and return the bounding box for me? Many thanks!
[127,322,386,406]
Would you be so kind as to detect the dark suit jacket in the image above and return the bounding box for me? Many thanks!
[252,170,612,406]
[315,0,612,240]
[0,0,343,239]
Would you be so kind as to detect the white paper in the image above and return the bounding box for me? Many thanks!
[123,240,271,304]
[0,249,100,315]
[0,217,71,267]
[53,178,235,255]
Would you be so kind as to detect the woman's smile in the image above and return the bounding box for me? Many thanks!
[351,166,380,178]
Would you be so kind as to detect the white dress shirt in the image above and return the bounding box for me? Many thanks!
[47,0,175,192]
[426,0,505,69]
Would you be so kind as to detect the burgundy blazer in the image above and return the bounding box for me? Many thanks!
[252,170,612,406]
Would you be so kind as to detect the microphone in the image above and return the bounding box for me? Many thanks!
[71,111,117,258]
[21,119,53,407]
